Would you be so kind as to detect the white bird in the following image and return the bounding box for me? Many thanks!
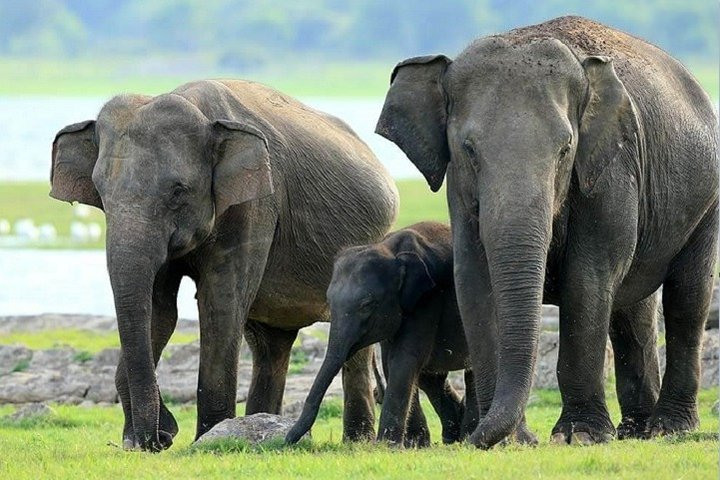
[38,224,58,242]
[87,223,103,242]
[70,222,90,243]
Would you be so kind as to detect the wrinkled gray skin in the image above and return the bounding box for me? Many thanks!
[286,222,536,447]
[376,16,718,449]
[50,79,398,451]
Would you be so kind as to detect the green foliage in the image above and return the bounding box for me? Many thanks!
[288,349,309,375]
[0,1,716,72]
[0,328,198,353]
[10,359,30,373]
[317,398,344,420]
[72,350,94,363]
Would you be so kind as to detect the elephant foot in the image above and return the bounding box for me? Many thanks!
[512,423,539,446]
[616,416,650,440]
[646,406,699,438]
[403,431,431,448]
[550,419,615,445]
[159,403,179,439]
[122,430,174,452]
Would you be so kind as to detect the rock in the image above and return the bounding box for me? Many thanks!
[5,402,55,422]
[282,400,305,418]
[532,331,613,389]
[700,330,718,389]
[194,413,308,445]
[706,287,719,330]
[0,345,33,375]
[658,330,718,389]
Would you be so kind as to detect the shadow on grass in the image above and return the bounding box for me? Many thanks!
[186,437,374,456]
[660,431,719,443]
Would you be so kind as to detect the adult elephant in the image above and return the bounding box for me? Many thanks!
[376,16,718,448]
[50,79,398,451]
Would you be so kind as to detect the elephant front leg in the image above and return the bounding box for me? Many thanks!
[378,327,433,447]
[341,346,376,442]
[194,206,276,439]
[553,274,617,445]
[195,276,245,439]
[244,319,299,415]
[116,263,183,450]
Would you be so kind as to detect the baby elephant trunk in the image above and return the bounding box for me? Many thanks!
[285,352,347,443]
[286,323,361,444]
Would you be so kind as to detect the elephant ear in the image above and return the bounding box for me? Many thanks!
[576,56,639,196]
[397,251,436,311]
[376,55,452,192]
[212,119,274,219]
[50,120,103,209]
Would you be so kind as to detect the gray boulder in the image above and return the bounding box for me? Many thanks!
[5,402,55,422]
[194,413,309,445]
[532,331,613,389]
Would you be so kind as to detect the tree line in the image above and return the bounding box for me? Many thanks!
[0,0,716,67]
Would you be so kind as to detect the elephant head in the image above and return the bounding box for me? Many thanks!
[50,93,274,450]
[285,242,437,444]
[376,38,638,448]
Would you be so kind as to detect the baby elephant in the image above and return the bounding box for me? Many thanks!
[286,222,535,446]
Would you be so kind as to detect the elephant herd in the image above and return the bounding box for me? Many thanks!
[49,16,718,452]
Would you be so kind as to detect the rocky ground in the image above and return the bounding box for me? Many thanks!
[0,308,717,411]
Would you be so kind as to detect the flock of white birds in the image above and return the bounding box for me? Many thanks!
[0,204,102,246]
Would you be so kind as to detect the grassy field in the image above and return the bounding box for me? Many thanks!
[0,57,717,100]
[0,389,716,479]
[0,58,394,98]
[0,180,448,249]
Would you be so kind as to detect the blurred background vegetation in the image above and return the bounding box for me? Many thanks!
[0,0,717,98]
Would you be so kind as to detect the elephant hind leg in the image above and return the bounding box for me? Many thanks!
[649,203,718,437]
[418,372,463,444]
[244,319,299,415]
[609,294,661,439]
[404,389,431,448]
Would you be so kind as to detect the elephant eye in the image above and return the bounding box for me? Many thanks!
[462,139,477,158]
[358,297,375,313]
[167,183,189,210]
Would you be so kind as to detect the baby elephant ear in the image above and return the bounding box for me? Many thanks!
[376,55,452,192]
[50,120,102,209]
[576,56,639,196]
[212,120,274,219]
[397,251,437,311]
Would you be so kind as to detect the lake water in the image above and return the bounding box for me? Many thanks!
[0,249,200,318]
[0,95,418,317]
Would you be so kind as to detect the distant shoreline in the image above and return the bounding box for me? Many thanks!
[0,57,717,101]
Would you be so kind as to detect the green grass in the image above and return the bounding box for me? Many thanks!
[0,179,447,250]
[0,389,716,479]
[0,58,392,98]
[0,328,198,353]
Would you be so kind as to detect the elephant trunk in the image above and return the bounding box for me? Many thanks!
[474,196,552,448]
[286,325,358,444]
[106,218,168,451]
